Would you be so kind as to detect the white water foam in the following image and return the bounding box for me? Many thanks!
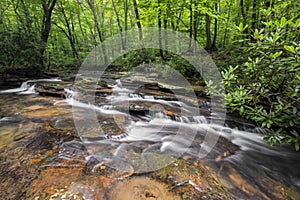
[0,78,61,94]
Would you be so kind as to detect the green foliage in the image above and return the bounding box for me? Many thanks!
[111,49,201,81]
[222,16,300,150]
[0,0,299,151]
[111,49,157,71]
[0,30,41,70]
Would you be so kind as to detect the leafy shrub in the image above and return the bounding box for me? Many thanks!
[0,29,42,70]
[221,17,300,150]
[111,48,202,80]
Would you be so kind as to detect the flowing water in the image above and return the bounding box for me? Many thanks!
[0,75,300,199]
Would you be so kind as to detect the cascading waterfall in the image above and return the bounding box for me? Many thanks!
[0,78,61,94]
[62,79,278,155]
[1,77,300,198]
[64,78,300,196]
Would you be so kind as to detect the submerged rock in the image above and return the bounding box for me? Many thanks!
[36,81,73,98]
[109,177,181,200]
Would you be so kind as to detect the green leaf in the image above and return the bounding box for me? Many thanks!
[266,36,273,43]
[295,142,299,151]
[280,17,287,26]
[253,31,261,40]
[271,138,277,146]
[236,22,248,32]
[274,51,282,58]
[269,51,283,59]
[239,23,243,31]
[284,45,295,53]
[296,18,300,27]
[272,33,281,42]
[263,135,270,142]
[240,106,244,115]
[264,7,271,16]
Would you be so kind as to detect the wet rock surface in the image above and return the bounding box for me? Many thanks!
[0,76,300,200]
[109,177,181,200]
[35,81,73,98]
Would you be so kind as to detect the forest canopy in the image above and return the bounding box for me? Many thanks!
[0,0,299,149]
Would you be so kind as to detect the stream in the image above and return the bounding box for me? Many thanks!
[0,74,300,200]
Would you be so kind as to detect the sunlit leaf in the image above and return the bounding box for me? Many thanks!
[284,45,295,53]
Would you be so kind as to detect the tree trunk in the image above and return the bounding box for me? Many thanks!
[164,14,168,54]
[240,0,248,35]
[124,0,128,32]
[132,0,142,39]
[88,0,108,65]
[205,13,212,50]
[175,4,184,51]
[158,1,164,59]
[189,0,193,49]
[223,1,232,47]
[122,0,128,56]
[251,0,258,41]
[77,12,87,50]
[193,0,198,52]
[112,0,125,50]
[57,3,80,65]
[211,3,218,51]
[40,0,57,70]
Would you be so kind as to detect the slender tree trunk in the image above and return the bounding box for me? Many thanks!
[40,0,57,70]
[171,21,175,31]
[169,2,175,32]
[175,6,183,31]
[132,0,142,39]
[164,13,168,54]
[58,4,80,64]
[124,0,128,32]
[122,0,128,56]
[175,5,185,51]
[112,0,125,50]
[77,13,87,50]
[189,0,193,49]
[240,0,248,35]
[130,10,135,29]
[193,1,198,52]
[158,1,164,59]
[88,0,104,43]
[47,51,51,71]
[251,0,258,41]
[175,4,184,51]
[88,0,108,65]
[205,13,212,50]
[89,27,97,47]
[71,15,78,49]
[211,3,218,51]
[82,8,97,47]
[109,18,115,57]
[223,1,232,47]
